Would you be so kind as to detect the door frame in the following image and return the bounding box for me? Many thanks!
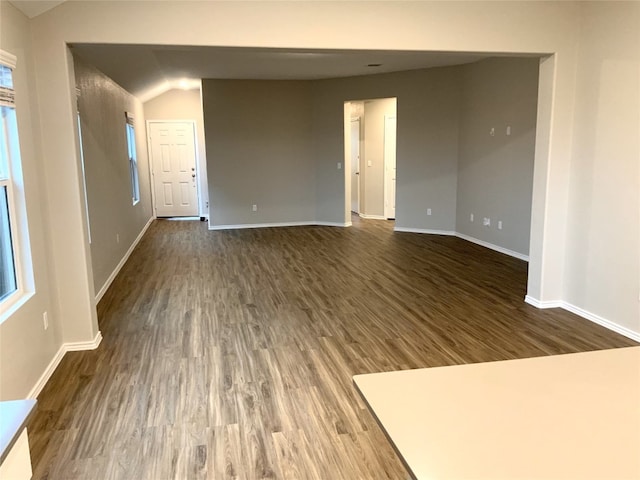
[383,114,397,220]
[350,117,362,214]
[146,119,200,218]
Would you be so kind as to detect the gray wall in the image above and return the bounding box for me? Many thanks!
[312,67,462,230]
[201,61,537,250]
[456,57,539,255]
[202,80,315,226]
[144,88,209,218]
[201,68,462,230]
[74,56,153,294]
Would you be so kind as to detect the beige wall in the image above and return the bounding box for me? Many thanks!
[362,98,396,218]
[456,57,539,256]
[563,1,639,334]
[143,88,209,218]
[74,56,153,296]
[0,2,62,399]
[202,80,315,226]
[0,0,637,398]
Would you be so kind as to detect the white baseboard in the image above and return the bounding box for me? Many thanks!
[394,227,455,236]
[315,221,352,227]
[65,331,103,352]
[359,214,388,220]
[524,295,563,309]
[95,217,154,302]
[27,331,103,399]
[561,302,640,343]
[209,221,314,230]
[209,221,351,230]
[393,228,529,262]
[27,345,65,400]
[525,296,640,343]
[455,233,529,262]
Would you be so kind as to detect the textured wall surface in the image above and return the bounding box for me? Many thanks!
[74,56,153,294]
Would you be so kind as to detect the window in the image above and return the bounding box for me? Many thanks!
[0,163,17,301]
[1,62,17,302]
[0,51,30,312]
[76,89,92,244]
[125,112,140,205]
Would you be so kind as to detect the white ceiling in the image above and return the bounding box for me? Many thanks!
[10,0,65,18]
[70,44,493,102]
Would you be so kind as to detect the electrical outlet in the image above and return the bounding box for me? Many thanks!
[43,312,48,330]
[498,220,503,230]
[490,127,495,137]
[470,213,474,222]
[252,204,258,212]
[116,233,120,243]
[506,126,511,136]
[427,208,432,216]
[337,162,342,170]
[483,217,491,227]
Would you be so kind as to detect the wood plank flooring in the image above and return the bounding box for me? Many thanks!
[28,216,637,479]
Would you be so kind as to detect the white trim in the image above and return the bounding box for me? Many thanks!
[95,216,153,302]
[561,302,640,343]
[524,295,562,309]
[26,331,102,399]
[209,220,354,231]
[65,331,103,352]
[455,233,530,262]
[0,50,17,69]
[393,228,529,261]
[359,214,388,220]
[210,221,314,231]
[0,292,33,325]
[524,296,640,343]
[394,227,455,236]
[315,221,352,227]
[27,345,65,400]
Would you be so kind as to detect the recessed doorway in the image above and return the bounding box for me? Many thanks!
[345,98,397,222]
[147,121,200,217]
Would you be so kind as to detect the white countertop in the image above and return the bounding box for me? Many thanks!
[354,347,640,480]
[0,399,36,464]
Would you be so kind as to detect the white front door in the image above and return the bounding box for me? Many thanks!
[384,115,397,219]
[148,121,198,217]
[350,118,361,213]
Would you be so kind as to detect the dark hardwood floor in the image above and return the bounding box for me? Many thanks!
[28,216,637,479]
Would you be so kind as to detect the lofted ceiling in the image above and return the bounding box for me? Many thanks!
[70,44,492,102]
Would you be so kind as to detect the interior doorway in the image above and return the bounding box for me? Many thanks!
[384,114,397,220]
[350,117,361,214]
[345,98,397,222]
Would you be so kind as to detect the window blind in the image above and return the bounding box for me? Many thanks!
[0,50,16,109]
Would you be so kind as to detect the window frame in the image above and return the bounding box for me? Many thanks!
[125,112,140,205]
[0,147,18,302]
[0,50,33,321]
